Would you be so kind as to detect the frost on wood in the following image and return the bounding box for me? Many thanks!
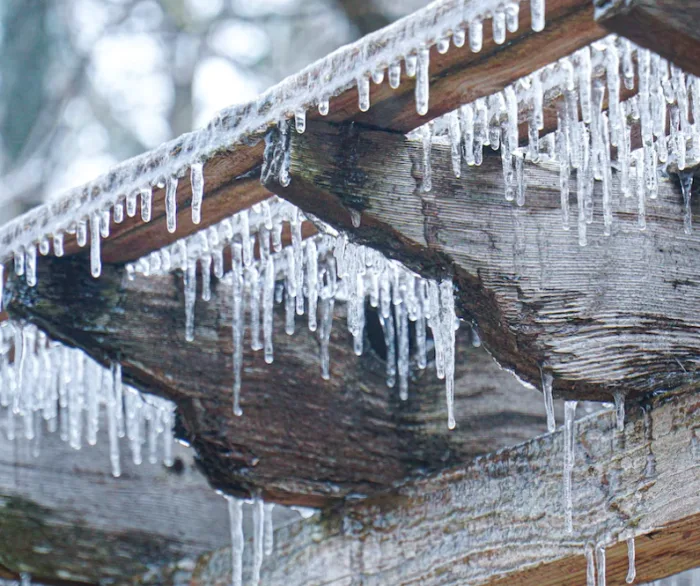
[0,322,175,478]
[128,197,460,428]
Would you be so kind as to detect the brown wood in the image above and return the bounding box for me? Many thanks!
[0,0,604,267]
[0,435,231,584]
[5,256,560,507]
[596,0,700,78]
[267,120,700,404]
[122,385,700,586]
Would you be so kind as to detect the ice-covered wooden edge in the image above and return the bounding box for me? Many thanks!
[0,0,603,266]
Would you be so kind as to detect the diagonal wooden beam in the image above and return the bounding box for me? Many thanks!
[595,0,700,78]
[0,0,603,266]
[123,384,700,586]
[266,120,700,403]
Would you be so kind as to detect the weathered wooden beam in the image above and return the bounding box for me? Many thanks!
[0,435,231,584]
[121,385,700,586]
[595,0,700,78]
[0,0,603,266]
[267,120,700,403]
[5,256,558,507]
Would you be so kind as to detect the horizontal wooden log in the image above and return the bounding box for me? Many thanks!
[595,0,700,78]
[5,257,559,507]
[0,0,603,266]
[121,385,700,585]
[0,433,231,584]
[268,120,700,403]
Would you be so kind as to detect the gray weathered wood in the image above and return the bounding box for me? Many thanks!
[595,0,700,78]
[120,385,700,586]
[0,433,230,584]
[267,121,700,403]
[5,257,560,507]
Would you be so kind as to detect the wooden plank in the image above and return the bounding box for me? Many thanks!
[267,121,700,403]
[0,0,604,266]
[5,256,561,506]
[595,0,700,78]
[0,433,231,584]
[122,385,700,586]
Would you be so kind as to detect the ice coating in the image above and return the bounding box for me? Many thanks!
[0,322,175,477]
[128,198,460,428]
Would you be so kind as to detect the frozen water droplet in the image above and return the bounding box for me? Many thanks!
[358,74,371,112]
[318,99,329,116]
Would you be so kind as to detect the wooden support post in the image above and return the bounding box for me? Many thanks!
[5,257,556,506]
[267,120,700,403]
[595,0,700,78]
[123,385,700,586]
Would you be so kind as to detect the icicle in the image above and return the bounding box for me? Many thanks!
[89,212,102,278]
[436,37,450,54]
[469,17,483,52]
[201,255,212,301]
[263,256,275,364]
[114,201,124,224]
[579,48,592,124]
[449,111,461,178]
[25,243,37,287]
[318,99,329,116]
[601,114,613,236]
[126,191,137,217]
[249,266,262,351]
[184,256,197,342]
[112,362,125,439]
[493,7,506,44]
[415,47,430,116]
[577,124,589,246]
[38,238,49,256]
[306,239,319,332]
[53,233,64,257]
[232,243,244,416]
[77,219,88,247]
[460,104,475,166]
[264,503,275,555]
[380,311,396,388]
[388,61,401,89]
[530,0,545,32]
[319,295,334,380]
[626,537,636,584]
[294,108,307,134]
[556,113,570,230]
[396,302,409,400]
[613,391,625,432]
[107,369,121,478]
[14,248,25,276]
[349,209,361,228]
[621,40,634,90]
[190,163,204,225]
[453,29,466,48]
[596,545,606,586]
[636,152,646,231]
[680,171,693,235]
[585,544,597,586]
[141,187,152,222]
[421,123,433,192]
[515,153,526,207]
[227,497,244,586]
[541,370,555,433]
[166,176,179,233]
[505,2,520,32]
[252,497,264,585]
[358,74,371,112]
[563,400,577,533]
[405,53,417,78]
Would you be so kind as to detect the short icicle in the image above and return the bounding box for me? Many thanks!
[226,496,244,586]
[232,243,244,416]
[596,544,606,586]
[89,212,102,278]
[252,497,265,585]
[358,74,370,112]
[264,502,275,555]
[613,391,625,432]
[541,369,555,433]
[184,256,197,342]
[563,400,577,533]
[421,122,433,192]
[166,176,179,233]
[141,187,152,222]
[626,537,636,584]
[415,47,430,116]
[530,0,545,31]
[190,163,204,225]
[585,544,597,586]
[680,171,693,235]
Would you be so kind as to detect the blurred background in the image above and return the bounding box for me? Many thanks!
[0,0,425,224]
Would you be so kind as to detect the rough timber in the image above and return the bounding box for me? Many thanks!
[0,0,603,266]
[122,385,700,586]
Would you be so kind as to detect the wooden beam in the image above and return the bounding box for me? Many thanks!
[122,385,700,586]
[5,256,560,507]
[0,435,231,584]
[595,0,700,78]
[0,0,603,266]
[267,120,700,403]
